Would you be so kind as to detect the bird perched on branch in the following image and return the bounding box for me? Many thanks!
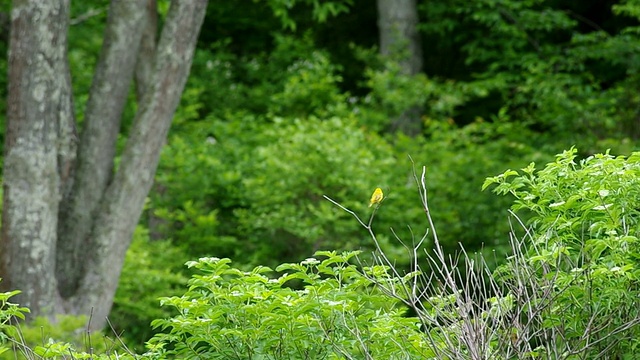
[369,187,384,207]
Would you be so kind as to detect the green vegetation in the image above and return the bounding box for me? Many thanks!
[3,151,640,358]
[2,0,640,358]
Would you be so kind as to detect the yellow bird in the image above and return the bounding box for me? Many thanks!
[369,187,384,207]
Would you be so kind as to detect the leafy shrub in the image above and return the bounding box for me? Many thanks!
[0,288,28,357]
[5,149,640,359]
[0,285,135,360]
[234,117,397,265]
[146,150,640,359]
[389,119,550,258]
[110,226,189,352]
[147,252,431,359]
[485,148,640,357]
[153,107,549,271]
[152,115,400,267]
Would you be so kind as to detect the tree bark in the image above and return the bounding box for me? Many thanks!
[134,0,171,242]
[71,0,208,329]
[377,0,423,136]
[2,0,208,330]
[135,0,158,102]
[1,0,71,316]
[57,0,147,300]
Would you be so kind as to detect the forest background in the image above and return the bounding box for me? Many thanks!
[1,0,640,358]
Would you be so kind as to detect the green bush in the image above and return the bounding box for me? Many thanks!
[110,226,189,353]
[152,109,549,271]
[233,117,397,265]
[388,119,550,258]
[4,149,640,359]
[145,149,640,359]
[0,284,135,360]
[485,148,640,357]
[0,288,28,357]
[147,252,431,359]
[152,115,401,267]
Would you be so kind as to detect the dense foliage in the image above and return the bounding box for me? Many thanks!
[148,252,429,359]
[486,149,640,358]
[3,150,640,358]
[1,0,640,357]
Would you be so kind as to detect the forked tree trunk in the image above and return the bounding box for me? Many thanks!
[1,0,208,330]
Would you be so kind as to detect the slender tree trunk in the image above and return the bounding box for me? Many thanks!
[134,0,171,242]
[57,0,147,300]
[377,0,423,136]
[2,0,208,330]
[135,0,158,102]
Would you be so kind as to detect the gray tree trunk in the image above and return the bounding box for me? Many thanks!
[2,0,208,331]
[134,0,171,242]
[377,0,423,136]
[2,0,72,315]
[135,0,158,102]
[56,0,147,300]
